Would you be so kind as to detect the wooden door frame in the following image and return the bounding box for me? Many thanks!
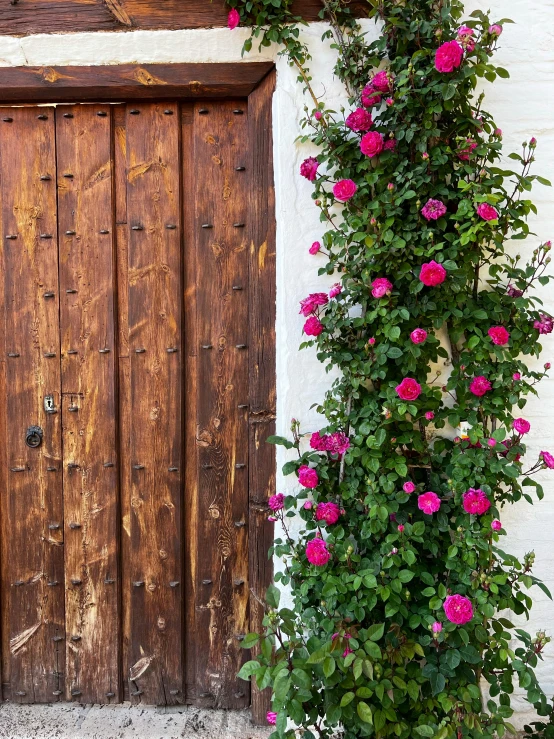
[0,62,276,724]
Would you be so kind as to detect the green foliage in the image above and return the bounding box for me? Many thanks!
[229,0,554,737]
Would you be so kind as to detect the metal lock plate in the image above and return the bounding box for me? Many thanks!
[44,395,57,414]
[25,426,43,449]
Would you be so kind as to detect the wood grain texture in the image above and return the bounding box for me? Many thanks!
[0,0,367,35]
[0,64,274,104]
[247,71,277,726]
[185,101,250,710]
[0,107,65,703]
[55,104,120,703]
[125,102,183,705]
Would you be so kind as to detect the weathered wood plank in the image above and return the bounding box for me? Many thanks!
[0,64,274,104]
[246,70,277,725]
[55,104,120,704]
[126,102,183,705]
[0,0,367,36]
[187,101,250,709]
[0,107,65,703]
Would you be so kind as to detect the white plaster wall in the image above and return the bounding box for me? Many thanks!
[0,1,553,727]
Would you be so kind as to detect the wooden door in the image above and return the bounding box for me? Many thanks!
[0,99,275,710]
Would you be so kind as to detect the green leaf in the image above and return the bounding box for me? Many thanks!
[266,584,280,609]
[415,726,435,737]
[323,655,336,678]
[357,701,373,724]
[366,623,385,641]
[341,691,355,707]
[266,435,294,449]
[430,671,446,695]
[241,633,259,649]
[237,660,259,680]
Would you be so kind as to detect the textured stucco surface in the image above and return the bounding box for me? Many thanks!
[0,1,552,734]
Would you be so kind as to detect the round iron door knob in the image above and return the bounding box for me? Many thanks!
[25,426,43,449]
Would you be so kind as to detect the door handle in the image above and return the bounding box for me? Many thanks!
[25,426,43,449]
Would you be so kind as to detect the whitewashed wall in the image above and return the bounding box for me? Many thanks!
[0,0,552,727]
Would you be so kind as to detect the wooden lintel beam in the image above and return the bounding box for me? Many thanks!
[0,63,275,103]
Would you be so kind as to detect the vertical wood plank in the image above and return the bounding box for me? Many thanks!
[247,71,277,725]
[55,104,120,703]
[126,102,183,705]
[0,107,65,703]
[186,101,250,709]
[0,111,6,702]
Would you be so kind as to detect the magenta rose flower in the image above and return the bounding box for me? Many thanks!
[534,314,554,335]
[316,502,340,525]
[463,488,491,515]
[425,411,435,420]
[383,138,397,151]
[395,377,422,401]
[418,491,441,515]
[513,418,531,435]
[371,69,393,93]
[432,622,443,635]
[419,261,447,287]
[469,375,492,397]
[333,179,358,202]
[360,130,384,158]
[300,157,319,181]
[371,277,393,299]
[456,25,475,52]
[403,481,416,494]
[540,451,554,469]
[329,283,342,299]
[299,292,329,316]
[443,594,473,625]
[310,431,350,456]
[489,24,503,37]
[268,493,284,511]
[345,108,373,132]
[435,40,464,73]
[266,712,277,725]
[361,85,382,108]
[304,316,323,336]
[458,138,478,161]
[298,465,318,488]
[227,8,240,29]
[507,284,524,298]
[488,326,509,345]
[306,536,331,566]
[410,328,428,344]
[477,203,499,221]
[421,198,447,221]
[491,519,502,531]
[309,241,321,255]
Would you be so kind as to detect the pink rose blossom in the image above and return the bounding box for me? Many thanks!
[298,465,318,488]
[469,375,492,397]
[458,138,478,161]
[387,183,395,191]
[410,328,428,344]
[386,97,394,106]
[310,431,350,456]
[418,491,441,515]
[489,24,503,37]
[435,40,464,73]
[425,411,435,421]
[314,110,323,121]
[395,377,422,401]
[456,25,475,52]
[398,524,405,533]
[371,277,393,299]
[419,261,447,287]
[300,157,319,181]
[304,316,323,336]
[443,594,473,625]
[403,481,416,494]
[316,502,340,526]
[227,8,240,29]
[342,646,353,657]
[477,203,499,221]
[267,515,277,522]
[361,85,382,108]
[383,138,397,151]
[333,179,358,202]
[432,621,443,635]
[421,198,447,221]
[495,128,503,137]
[513,373,521,381]
[463,488,491,515]
[513,418,531,435]
[306,536,331,566]
[545,362,552,370]
[488,326,510,346]
[534,314,554,335]
[491,519,502,531]
[309,241,321,255]
[360,130,384,158]
[266,712,277,725]
[507,284,524,298]
[345,108,373,132]
[368,337,376,346]
[299,292,329,316]
[487,438,497,447]
[268,493,284,511]
[371,69,393,93]
[329,283,342,299]
[540,451,554,469]
[303,500,313,510]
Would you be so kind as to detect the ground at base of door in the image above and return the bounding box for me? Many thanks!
[0,702,272,739]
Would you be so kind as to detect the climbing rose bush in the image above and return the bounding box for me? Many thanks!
[228,0,554,737]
